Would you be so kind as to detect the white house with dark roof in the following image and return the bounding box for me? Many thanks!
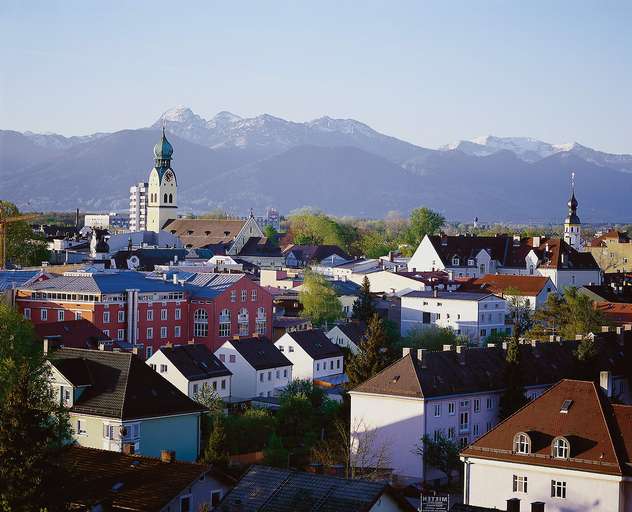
[274,329,344,381]
[349,332,631,483]
[461,379,632,512]
[326,322,367,355]
[400,290,508,344]
[459,274,557,311]
[214,337,292,398]
[146,343,232,399]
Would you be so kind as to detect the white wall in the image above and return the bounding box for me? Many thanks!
[348,270,427,295]
[464,457,624,512]
[326,326,361,354]
[408,236,444,272]
[275,333,343,381]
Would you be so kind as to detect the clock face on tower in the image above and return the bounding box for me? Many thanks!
[164,170,173,183]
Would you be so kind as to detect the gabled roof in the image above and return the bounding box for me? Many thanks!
[164,218,247,249]
[352,336,628,399]
[460,274,551,296]
[333,322,367,345]
[50,348,205,419]
[283,244,352,264]
[595,302,632,325]
[228,337,292,371]
[461,379,632,476]
[239,237,283,257]
[217,465,413,512]
[35,319,111,349]
[159,344,231,381]
[329,279,362,296]
[61,446,230,512]
[590,229,630,247]
[0,270,47,292]
[286,330,343,360]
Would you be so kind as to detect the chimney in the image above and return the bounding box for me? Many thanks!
[531,502,545,512]
[533,236,541,247]
[122,443,135,455]
[506,498,520,512]
[600,371,613,398]
[402,347,412,358]
[160,450,175,463]
[43,338,49,355]
[172,274,178,284]
[433,288,438,298]
[513,235,520,246]
[417,348,426,362]
[188,339,195,345]
[75,208,80,229]
[98,343,106,351]
[487,343,496,348]
[455,345,466,354]
[442,344,453,352]
[131,347,138,355]
[502,341,508,350]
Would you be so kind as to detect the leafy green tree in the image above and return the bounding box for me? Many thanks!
[0,304,71,511]
[288,212,359,253]
[299,271,343,327]
[194,384,224,415]
[0,201,48,268]
[399,326,461,352]
[416,433,461,486]
[263,433,289,468]
[359,231,394,259]
[498,337,528,420]
[263,225,279,246]
[401,207,445,253]
[504,287,533,338]
[352,276,374,323]
[223,408,277,455]
[346,314,389,388]
[201,415,229,467]
[279,379,325,408]
[198,208,230,219]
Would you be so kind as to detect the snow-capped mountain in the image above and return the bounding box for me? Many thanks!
[23,131,108,150]
[442,135,632,171]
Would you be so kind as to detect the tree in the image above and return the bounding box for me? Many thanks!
[198,208,230,219]
[415,433,461,486]
[202,415,229,468]
[299,271,343,327]
[193,384,224,415]
[0,305,71,511]
[401,207,445,253]
[0,201,49,268]
[263,225,279,247]
[279,379,325,408]
[288,212,359,254]
[359,231,394,259]
[263,433,289,468]
[504,287,532,338]
[346,314,389,388]
[399,326,461,352]
[498,337,528,420]
[352,276,374,323]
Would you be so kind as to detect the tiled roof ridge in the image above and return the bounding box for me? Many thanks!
[119,352,134,419]
[592,379,626,474]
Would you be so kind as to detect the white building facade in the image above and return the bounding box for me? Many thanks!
[129,181,148,232]
[274,330,344,381]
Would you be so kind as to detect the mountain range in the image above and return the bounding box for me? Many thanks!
[1,106,631,222]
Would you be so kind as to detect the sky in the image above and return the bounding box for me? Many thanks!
[1,1,632,153]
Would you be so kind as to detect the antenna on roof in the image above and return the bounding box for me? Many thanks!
[571,171,576,193]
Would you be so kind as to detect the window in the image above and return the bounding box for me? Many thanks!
[487,398,494,409]
[459,437,468,448]
[212,381,218,390]
[211,490,222,507]
[23,308,31,319]
[77,419,87,435]
[238,308,249,336]
[147,309,153,321]
[259,372,264,382]
[447,427,455,440]
[241,289,247,302]
[552,437,570,459]
[513,475,528,493]
[175,326,181,338]
[229,354,236,363]
[103,311,110,323]
[473,423,479,436]
[336,359,340,369]
[473,399,480,413]
[146,327,153,339]
[486,421,492,432]
[219,309,231,337]
[117,329,125,340]
[514,433,531,454]
[118,310,125,322]
[267,371,272,381]
[480,329,487,337]
[459,400,469,408]
[551,480,566,499]
[103,424,115,440]
[160,364,167,373]
[289,346,294,352]
[103,329,110,337]
[194,309,209,337]
[180,495,191,512]
[160,309,167,321]
[192,384,198,395]
[256,307,267,335]
[221,379,226,390]
[434,403,441,417]
[448,402,455,415]
[160,326,167,339]
[219,354,225,362]
[146,346,153,359]
[251,289,257,301]
[452,256,460,266]
[279,346,284,352]
[283,369,288,378]
[175,308,181,320]
[433,429,441,442]
[316,362,320,371]
[230,290,237,303]
[276,370,280,378]
[459,411,469,432]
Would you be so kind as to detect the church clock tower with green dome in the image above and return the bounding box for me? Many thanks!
[147,127,178,233]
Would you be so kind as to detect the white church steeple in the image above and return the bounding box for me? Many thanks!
[563,171,581,250]
[147,126,178,233]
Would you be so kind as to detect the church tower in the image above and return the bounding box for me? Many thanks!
[563,171,581,250]
[147,127,178,233]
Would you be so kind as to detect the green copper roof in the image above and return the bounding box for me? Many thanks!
[153,127,173,161]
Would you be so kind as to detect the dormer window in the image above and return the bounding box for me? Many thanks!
[513,432,531,454]
[452,256,460,266]
[467,259,475,267]
[552,437,570,459]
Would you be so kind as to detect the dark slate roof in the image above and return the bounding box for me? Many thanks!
[61,446,232,512]
[287,330,343,360]
[50,348,205,419]
[353,334,629,399]
[159,344,232,381]
[239,237,283,257]
[283,245,352,264]
[330,280,361,296]
[427,235,599,270]
[335,322,367,345]
[230,338,292,371]
[113,248,187,271]
[217,465,412,512]
[35,319,111,349]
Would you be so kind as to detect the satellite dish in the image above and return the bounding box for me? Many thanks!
[127,255,140,270]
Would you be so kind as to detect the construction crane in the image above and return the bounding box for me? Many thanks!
[0,213,40,269]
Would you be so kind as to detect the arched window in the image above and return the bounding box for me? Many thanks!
[163,193,168,203]
[552,437,570,459]
[238,308,249,336]
[193,309,208,337]
[219,309,231,337]
[513,432,531,454]
[169,193,173,203]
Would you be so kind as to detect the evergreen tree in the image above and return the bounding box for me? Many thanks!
[498,337,528,420]
[263,433,289,468]
[202,416,229,468]
[346,314,389,388]
[352,276,374,323]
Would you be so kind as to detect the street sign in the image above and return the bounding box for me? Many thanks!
[421,494,449,512]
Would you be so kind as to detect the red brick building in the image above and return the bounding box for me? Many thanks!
[15,268,272,357]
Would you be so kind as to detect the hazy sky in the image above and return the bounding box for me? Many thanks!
[2,1,632,152]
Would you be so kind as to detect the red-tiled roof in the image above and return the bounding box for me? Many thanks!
[460,275,551,296]
[595,302,632,325]
[461,379,632,476]
[590,229,630,247]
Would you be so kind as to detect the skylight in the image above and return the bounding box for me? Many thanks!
[560,399,573,413]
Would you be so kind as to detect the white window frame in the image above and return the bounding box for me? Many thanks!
[513,475,528,493]
[41,308,48,321]
[551,480,567,499]
[57,310,65,321]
